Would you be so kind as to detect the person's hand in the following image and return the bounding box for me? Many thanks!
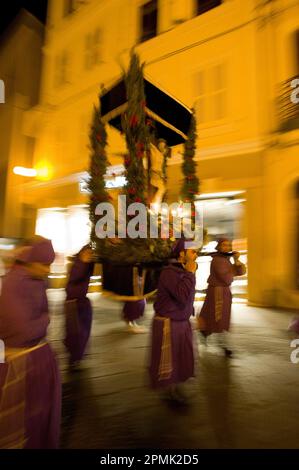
[233,251,240,262]
[184,260,197,273]
[80,249,93,263]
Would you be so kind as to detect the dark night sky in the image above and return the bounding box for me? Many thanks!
[0,0,48,34]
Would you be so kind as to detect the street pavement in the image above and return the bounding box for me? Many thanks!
[47,290,299,449]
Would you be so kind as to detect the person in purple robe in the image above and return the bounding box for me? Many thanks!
[148,238,198,404]
[0,236,61,449]
[197,238,246,356]
[64,244,94,369]
[122,300,147,333]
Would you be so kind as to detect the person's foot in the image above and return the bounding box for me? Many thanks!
[174,384,190,401]
[199,331,208,345]
[223,347,233,358]
[69,360,81,372]
[127,321,148,334]
[161,386,188,405]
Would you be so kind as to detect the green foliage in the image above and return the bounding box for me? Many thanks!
[180,111,199,205]
[122,52,149,205]
[88,99,110,244]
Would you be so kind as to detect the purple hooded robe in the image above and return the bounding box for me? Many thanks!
[0,237,61,449]
[64,247,94,364]
[149,262,196,389]
[199,253,246,334]
[122,300,146,322]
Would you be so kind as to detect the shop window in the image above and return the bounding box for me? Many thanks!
[195,194,247,297]
[140,0,158,43]
[36,206,91,274]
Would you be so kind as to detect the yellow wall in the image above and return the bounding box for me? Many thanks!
[0,13,43,237]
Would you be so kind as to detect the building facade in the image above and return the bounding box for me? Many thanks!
[14,0,299,308]
[0,9,44,239]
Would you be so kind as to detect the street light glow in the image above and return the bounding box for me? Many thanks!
[35,161,53,181]
[13,166,37,177]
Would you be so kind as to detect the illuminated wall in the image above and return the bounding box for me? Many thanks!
[0,11,44,237]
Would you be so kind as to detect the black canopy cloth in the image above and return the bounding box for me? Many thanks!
[100,78,192,146]
[100,260,165,298]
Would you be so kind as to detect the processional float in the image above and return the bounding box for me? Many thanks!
[88,52,199,299]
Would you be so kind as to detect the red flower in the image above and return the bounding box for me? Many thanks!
[135,197,142,203]
[128,187,136,195]
[130,115,139,127]
[136,142,144,151]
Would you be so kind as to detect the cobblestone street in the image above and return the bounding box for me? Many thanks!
[47,291,299,449]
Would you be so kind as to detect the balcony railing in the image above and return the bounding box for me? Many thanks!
[277,76,299,133]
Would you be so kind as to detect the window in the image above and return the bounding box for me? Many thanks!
[54,51,69,87]
[63,0,75,16]
[93,28,101,65]
[63,0,87,17]
[85,34,93,69]
[85,28,102,69]
[194,71,205,124]
[210,63,226,121]
[194,63,227,124]
[55,126,68,163]
[79,113,90,154]
[140,0,158,43]
[196,0,222,16]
